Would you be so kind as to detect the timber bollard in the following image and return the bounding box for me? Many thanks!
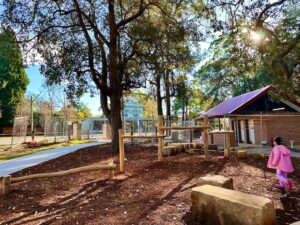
[204,115,209,160]
[130,126,134,145]
[108,159,114,179]
[224,148,229,158]
[119,129,125,173]
[225,127,231,157]
[3,175,11,195]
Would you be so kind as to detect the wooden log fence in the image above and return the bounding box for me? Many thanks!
[2,161,116,195]
[118,115,211,173]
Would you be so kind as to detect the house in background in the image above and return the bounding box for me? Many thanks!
[198,86,300,147]
[82,100,150,134]
[122,101,143,119]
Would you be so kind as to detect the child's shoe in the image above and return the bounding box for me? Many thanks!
[287,180,293,192]
[274,184,284,190]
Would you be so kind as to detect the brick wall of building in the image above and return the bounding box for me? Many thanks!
[263,115,300,146]
[232,113,300,146]
[209,132,236,147]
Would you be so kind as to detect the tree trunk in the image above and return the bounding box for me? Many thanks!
[110,93,122,152]
[156,73,163,116]
[181,102,185,123]
[164,70,171,134]
[108,0,122,152]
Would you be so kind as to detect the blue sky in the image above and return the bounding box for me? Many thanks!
[25,65,101,116]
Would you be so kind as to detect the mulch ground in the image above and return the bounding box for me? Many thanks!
[0,144,299,225]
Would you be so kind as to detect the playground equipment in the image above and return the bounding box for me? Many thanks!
[2,160,116,194]
[118,115,211,173]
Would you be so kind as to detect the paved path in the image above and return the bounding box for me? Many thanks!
[0,141,110,177]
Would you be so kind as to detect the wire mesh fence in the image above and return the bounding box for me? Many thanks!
[39,115,69,143]
[11,116,29,148]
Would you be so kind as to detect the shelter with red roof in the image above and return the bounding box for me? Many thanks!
[197,86,300,147]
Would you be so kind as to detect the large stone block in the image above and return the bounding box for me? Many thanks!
[168,143,186,152]
[238,150,247,158]
[192,142,203,149]
[195,175,233,189]
[191,185,275,225]
[163,146,176,156]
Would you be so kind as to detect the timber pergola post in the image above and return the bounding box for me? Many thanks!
[203,115,209,160]
[225,126,231,158]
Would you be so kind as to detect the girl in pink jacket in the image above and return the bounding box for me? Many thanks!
[267,136,294,191]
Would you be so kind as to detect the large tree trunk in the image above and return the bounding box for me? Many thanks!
[108,0,123,152]
[110,93,122,152]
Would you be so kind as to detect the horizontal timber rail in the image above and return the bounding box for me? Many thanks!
[160,126,210,130]
[2,161,116,195]
[209,130,234,134]
[118,115,212,174]
[122,135,165,139]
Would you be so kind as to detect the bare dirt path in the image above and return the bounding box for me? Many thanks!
[0,144,299,225]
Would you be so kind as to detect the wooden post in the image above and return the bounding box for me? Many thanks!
[130,126,134,145]
[158,115,163,161]
[119,129,125,173]
[108,159,114,179]
[3,175,11,195]
[225,126,231,157]
[204,115,209,160]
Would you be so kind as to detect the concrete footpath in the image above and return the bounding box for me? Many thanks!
[0,141,110,177]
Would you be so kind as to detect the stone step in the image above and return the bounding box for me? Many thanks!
[163,146,176,156]
[191,185,275,225]
[195,175,233,189]
[237,150,247,158]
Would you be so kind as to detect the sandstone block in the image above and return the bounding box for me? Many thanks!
[195,175,233,189]
[191,185,275,225]
[192,142,203,149]
[163,146,176,156]
[208,144,218,150]
[237,150,247,158]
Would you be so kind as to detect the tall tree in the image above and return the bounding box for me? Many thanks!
[196,35,271,104]
[206,0,300,97]
[0,28,29,127]
[1,0,192,151]
[130,2,201,117]
[74,102,93,120]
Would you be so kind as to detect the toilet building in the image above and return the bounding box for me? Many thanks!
[198,86,300,146]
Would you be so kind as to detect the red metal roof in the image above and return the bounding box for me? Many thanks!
[197,86,272,118]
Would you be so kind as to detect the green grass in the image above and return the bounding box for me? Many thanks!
[0,139,94,162]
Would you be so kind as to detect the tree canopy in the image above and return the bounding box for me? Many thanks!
[1,0,208,150]
[0,27,29,127]
[202,0,300,99]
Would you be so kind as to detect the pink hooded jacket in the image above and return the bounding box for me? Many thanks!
[267,145,294,173]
